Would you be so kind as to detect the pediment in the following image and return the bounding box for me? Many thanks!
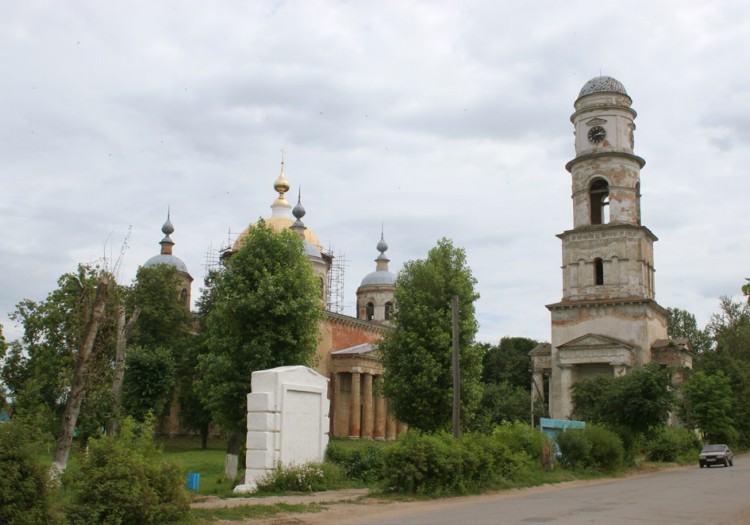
[586,117,608,126]
[559,333,633,351]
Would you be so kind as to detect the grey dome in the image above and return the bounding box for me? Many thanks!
[360,270,396,286]
[303,241,322,259]
[578,76,627,98]
[144,254,189,273]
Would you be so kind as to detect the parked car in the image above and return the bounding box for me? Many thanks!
[699,444,733,468]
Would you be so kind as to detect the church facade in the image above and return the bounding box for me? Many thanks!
[144,160,404,439]
[531,76,692,420]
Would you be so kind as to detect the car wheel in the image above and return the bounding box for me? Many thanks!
[729,459,733,467]
[699,462,704,468]
[725,459,730,467]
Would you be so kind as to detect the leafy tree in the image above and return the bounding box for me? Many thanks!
[5,264,118,474]
[696,296,750,446]
[473,381,531,431]
[122,346,176,422]
[196,221,322,477]
[667,307,712,355]
[481,336,539,390]
[572,363,674,435]
[681,371,737,444]
[378,238,482,432]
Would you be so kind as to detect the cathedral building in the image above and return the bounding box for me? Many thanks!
[144,159,403,439]
[531,76,692,420]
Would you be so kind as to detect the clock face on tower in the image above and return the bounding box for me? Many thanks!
[588,126,606,144]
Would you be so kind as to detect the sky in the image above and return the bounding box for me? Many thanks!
[2,1,750,344]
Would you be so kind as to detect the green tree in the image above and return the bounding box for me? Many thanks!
[113,265,192,430]
[667,307,712,355]
[4,265,117,474]
[682,371,737,444]
[572,363,674,435]
[473,382,531,431]
[378,238,482,433]
[481,336,539,390]
[696,296,750,446]
[197,221,322,477]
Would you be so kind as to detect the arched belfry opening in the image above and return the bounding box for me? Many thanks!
[589,178,610,225]
[594,258,604,286]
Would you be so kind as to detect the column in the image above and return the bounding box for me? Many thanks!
[373,388,386,441]
[330,372,339,437]
[348,371,361,439]
[531,369,545,404]
[558,364,574,419]
[385,407,397,441]
[362,373,374,440]
[612,364,628,377]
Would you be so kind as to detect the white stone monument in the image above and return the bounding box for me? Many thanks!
[234,365,330,493]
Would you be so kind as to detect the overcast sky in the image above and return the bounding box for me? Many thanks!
[2,1,749,344]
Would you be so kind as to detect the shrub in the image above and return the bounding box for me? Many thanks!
[326,442,384,482]
[645,427,701,463]
[583,425,624,471]
[556,425,623,471]
[381,430,529,496]
[492,421,544,460]
[65,416,189,525]
[0,422,53,525]
[255,462,342,493]
[556,429,591,469]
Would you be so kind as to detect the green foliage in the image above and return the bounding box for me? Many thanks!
[0,422,54,525]
[326,442,385,482]
[197,221,322,434]
[491,421,545,460]
[644,426,701,463]
[572,363,674,435]
[473,381,533,431]
[556,425,623,471]
[379,238,482,432]
[64,416,189,525]
[681,371,737,444]
[122,346,176,422]
[4,265,118,427]
[129,265,191,350]
[480,337,539,389]
[255,462,343,493]
[381,430,529,496]
[667,307,712,354]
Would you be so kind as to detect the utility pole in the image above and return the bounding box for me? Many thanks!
[452,295,461,440]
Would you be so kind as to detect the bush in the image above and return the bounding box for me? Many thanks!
[64,416,189,525]
[0,422,53,525]
[645,427,701,463]
[492,421,545,460]
[381,430,529,496]
[556,429,591,469]
[255,462,342,493]
[556,425,623,471]
[326,442,385,482]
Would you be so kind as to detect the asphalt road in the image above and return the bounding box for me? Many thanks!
[334,456,750,525]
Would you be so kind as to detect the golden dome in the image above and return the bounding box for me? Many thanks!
[232,157,323,252]
[232,217,323,252]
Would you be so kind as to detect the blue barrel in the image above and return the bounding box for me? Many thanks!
[187,472,200,492]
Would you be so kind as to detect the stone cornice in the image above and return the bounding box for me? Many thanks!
[324,311,389,334]
[557,223,658,243]
[546,296,669,318]
[565,151,645,172]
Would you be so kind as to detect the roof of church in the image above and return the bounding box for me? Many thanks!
[578,76,628,98]
[144,212,190,275]
[232,160,323,252]
[360,231,396,286]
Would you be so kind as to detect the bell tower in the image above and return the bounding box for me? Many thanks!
[542,76,669,419]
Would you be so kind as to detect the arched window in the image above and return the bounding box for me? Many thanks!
[366,302,375,321]
[180,288,188,306]
[385,302,393,320]
[594,258,604,286]
[590,179,610,225]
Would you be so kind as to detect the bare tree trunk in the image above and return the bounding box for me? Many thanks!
[51,277,110,478]
[106,304,140,436]
[225,431,243,480]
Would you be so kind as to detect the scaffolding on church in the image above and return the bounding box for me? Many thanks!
[325,246,346,314]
